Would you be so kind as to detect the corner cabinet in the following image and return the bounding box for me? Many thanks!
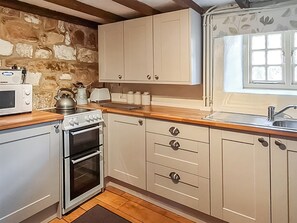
[107,114,146,189]
[271,136,297,223]
[210,128,270,223]
[0,122,61,223]
[98,9,202,85]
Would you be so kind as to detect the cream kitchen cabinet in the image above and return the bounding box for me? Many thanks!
[210,128,270,223]
[107,114,146,189]
[99,21,124,81]
[153,9,201,84]
[99,16,153,82]
[146,119,210,214]
[271,136,297,223]
[0,122,61,223]
[99,9,201,84]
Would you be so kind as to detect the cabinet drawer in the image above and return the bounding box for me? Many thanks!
[147,132,209,177]
[147,162,210,214]
[146,119,209,143]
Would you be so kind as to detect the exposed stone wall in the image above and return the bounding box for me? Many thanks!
[0,6,98,109]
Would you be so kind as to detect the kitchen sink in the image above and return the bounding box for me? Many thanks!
[272,120,297,129]
[204,111,297,132]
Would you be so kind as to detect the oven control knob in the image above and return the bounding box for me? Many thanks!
[93,115,97,120]
[69,119,75,126]
[89,115,94,121]
[74,118,79,125]
[85,116,90,122]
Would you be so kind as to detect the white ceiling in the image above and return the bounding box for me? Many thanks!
[18,0,236,23]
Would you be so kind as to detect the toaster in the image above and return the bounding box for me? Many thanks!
[90,88,111,102]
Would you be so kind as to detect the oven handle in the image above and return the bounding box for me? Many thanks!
[71,150,101,164]
[71,126,100,136]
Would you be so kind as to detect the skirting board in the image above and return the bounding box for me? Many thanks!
[105,177,225,223]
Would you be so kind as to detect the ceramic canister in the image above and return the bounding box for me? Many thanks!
[141,92,150,105]
[134,91,141,105]
[127,91,134,104]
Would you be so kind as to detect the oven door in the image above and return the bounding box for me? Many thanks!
[64,148,103,213]
[64,124,101,157]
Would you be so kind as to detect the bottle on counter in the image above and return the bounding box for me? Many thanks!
[127,91,134,104]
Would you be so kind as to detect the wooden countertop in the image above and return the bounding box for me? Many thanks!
[1,104,297,138]
[0,110,64,131]
[83,103,297,138]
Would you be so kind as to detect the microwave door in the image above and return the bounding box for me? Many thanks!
[0,90,16,109]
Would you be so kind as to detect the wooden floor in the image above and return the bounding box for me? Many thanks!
[49,186,196,223]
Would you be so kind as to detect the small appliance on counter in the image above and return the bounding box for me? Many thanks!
[0,67,27,84]
[90,88,111,103]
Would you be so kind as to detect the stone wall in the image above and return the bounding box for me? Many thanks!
[0,6,98,109]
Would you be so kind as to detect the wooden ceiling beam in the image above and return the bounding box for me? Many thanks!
[172,0,205,14]
[44,0,125,23]
[0,0,98,29]
[235,0,250,8]
[112,0,160,16]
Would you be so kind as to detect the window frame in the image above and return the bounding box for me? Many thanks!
[243,31,297,90]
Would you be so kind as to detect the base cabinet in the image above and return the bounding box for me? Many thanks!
[0,122,60,223]
[107,114,146,189]
[271,136,297,223]
[210,129,270,223]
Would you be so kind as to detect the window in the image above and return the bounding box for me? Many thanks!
[243,31,297,90]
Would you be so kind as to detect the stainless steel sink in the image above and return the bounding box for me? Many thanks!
[272,120,297,129]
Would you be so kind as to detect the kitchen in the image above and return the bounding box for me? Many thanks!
[0,0,296,223]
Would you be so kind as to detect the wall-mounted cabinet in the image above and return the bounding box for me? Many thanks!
[98,9,202,85]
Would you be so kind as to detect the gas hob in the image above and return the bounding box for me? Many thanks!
[45,108,103,130]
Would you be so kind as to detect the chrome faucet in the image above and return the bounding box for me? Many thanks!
[268,105,297,121]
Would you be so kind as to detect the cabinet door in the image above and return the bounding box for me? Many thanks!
[99,22,124,81]
[154,9,190,83]
[124,16,153,82]
[107,114,146,189]
[271,137,297,223]
[210,129,270,223]
[0,122,60,223]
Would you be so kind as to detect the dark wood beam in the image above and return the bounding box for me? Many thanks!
[112,0,160,16]
[44,0,125,23]
[172,0,205,14]
[0,0,99,29]
[235,0,250,8]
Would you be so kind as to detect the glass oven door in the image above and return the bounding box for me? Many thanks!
[64,148,103,212]
[65,124,101,156]
[70,149,101,200]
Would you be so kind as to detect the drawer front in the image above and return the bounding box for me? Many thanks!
[147,132,209,178]
[147,162,210,214]
[146,119,209,143]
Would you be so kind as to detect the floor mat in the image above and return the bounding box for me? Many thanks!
[72,205,131,223]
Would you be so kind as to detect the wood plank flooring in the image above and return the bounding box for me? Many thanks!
[49,186,197,223]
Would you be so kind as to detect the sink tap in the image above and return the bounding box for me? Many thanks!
[268,105,297,121]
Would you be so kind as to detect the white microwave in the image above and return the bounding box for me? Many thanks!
[0,84,32,116]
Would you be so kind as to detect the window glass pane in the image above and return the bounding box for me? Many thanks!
[294,66,297,82]
[252,51,265,65]
[252,35,265,50]
[267,34,282,49]
[267,66,283,81]
[252,67,266,81]
[295,32,297,48]
[267,50,283,65]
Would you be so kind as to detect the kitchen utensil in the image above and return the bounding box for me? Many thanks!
[54,88,77,110]
[75,87,88,105]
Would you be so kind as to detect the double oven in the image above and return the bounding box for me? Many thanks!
[55,108,104,214]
